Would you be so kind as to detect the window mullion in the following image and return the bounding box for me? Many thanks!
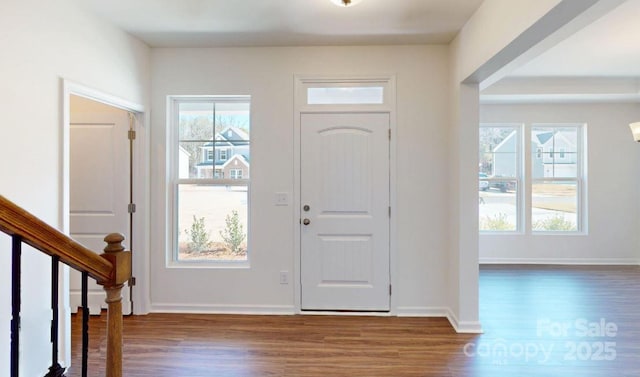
[171,96,251,263]
[522,123,530,234]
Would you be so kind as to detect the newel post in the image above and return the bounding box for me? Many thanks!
[99,233,131,377]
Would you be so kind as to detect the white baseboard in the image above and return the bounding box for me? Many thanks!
[149,304,485,333]
[70,291,132,315]
[396,306,450,317]
[300,310,391,316]
[70,291,105,314]
[151,303,296,315]
[386,306,484,334]
[446,308,483,334]
[480,257,640,265]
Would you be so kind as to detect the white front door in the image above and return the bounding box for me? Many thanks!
[69,95,132,314]
[300,112,390,311]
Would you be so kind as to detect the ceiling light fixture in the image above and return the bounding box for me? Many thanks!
[630,122,640,142]
[330,0,363,7]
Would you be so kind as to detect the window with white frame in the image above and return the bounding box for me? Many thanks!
[220,149,228,161]
[171,96,250,262]
[479,125,521,232]
[230,169,243,179]
[531,125,583,232]
[479,123,585,234]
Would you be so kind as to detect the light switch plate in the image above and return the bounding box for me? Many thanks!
[275,192,289,206]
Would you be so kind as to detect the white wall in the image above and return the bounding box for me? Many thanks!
[149,45,450,314]
[480,103,640,264]
[447,0,562,333]
[454,0,562,82]
[447,0,611,332]
[0,0,149,375]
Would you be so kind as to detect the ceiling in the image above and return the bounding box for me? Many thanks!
[511,0,640,77]
[79,0,640,82]
[78,0,484,47]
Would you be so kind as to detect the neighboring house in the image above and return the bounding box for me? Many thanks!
[178,146,190,179]
[196,126,250,179]
[493,129,577,178]
[221,154,250,180]
[4,1,629,375]
[491,130,518,178]
[532,130,577,177]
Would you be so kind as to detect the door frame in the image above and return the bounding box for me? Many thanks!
[60,79,148,366]
[293,74,397,315]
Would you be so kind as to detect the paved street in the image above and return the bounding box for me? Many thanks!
[479,188,577,229]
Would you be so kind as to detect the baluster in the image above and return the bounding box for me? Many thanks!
[11,235,21,377]
[45,256,66,377]
[82,271,89,377]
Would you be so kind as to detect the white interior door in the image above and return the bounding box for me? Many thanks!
[69,95,132,314]
[300,112,390,311]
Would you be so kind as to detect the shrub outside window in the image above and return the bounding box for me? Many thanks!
[479,123,585,234]
[170,96,250,263]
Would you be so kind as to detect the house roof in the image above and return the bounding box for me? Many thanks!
[491,130,517,153]
[492,129,578,153]
[534,132,553,146]
[533,130,577,149]
[202,126,250,148]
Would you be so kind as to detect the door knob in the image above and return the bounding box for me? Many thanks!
[303,205,310,212]
[303,218,311,226]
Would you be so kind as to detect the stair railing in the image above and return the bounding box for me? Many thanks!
[1,195,131,377]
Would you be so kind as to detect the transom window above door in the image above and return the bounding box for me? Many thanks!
[297,76,395,111]
[307,86,384,105]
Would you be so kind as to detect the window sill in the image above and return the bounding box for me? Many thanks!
[166,259,251,269]
[531,231,588,236]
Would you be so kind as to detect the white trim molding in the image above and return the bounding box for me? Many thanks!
[62,79,149,315]
[394,307,485,334]
[446,308,484,334]
[293,74,397,314]
[396,306,451,317]
[151,304,296,315]
[480,258,640,265]
[61,78,149,366]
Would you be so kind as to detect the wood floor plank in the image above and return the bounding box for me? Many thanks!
[67,265,640,376]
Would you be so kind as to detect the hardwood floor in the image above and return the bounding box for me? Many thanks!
[68,265,640,376]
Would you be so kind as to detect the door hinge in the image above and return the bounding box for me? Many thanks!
[130,277,136,286]
[128,203,136,214]
[128,130,136,140]
[388,129,391,140]
[389,206,391,218]
[389,284,392,296]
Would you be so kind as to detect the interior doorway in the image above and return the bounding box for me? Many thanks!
[68,95,133,314]
[59,80,145,367]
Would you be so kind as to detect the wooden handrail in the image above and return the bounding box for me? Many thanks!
[0,194,113,283]
[3,194,130,377]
